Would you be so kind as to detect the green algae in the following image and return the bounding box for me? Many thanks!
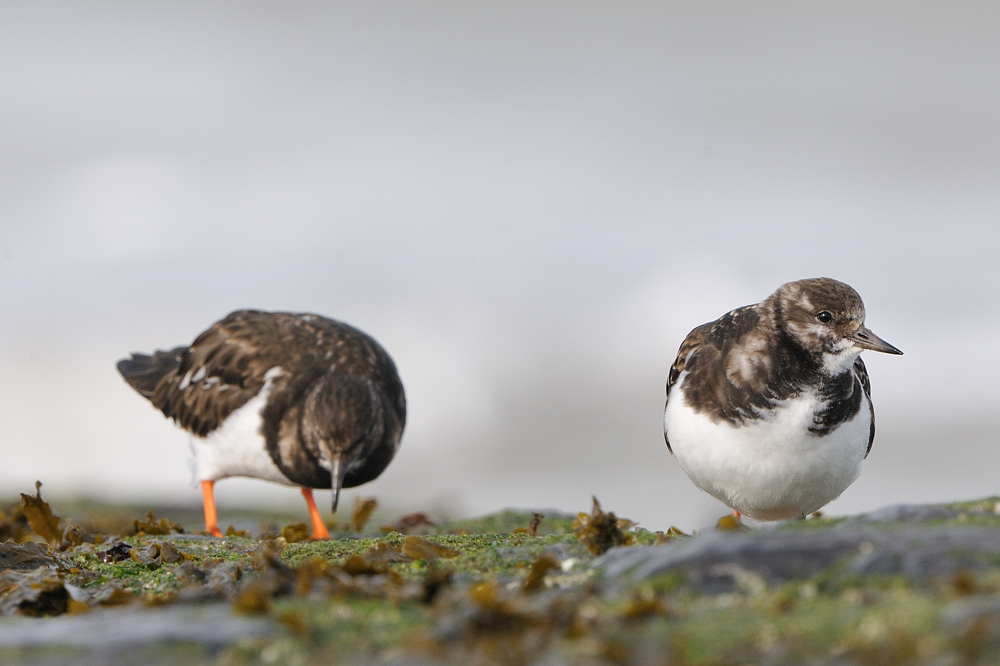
[11,502,1000,664]
[641,585,943,665]
[442,508,576,536]
[283,531,590,581]
[226,598,429,665]
[0,643,216,666]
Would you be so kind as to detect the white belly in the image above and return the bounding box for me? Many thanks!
[189,372,294,486]
[664,374,869,520]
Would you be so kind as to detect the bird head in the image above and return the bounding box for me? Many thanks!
[300,373,385,512]
[771,277,902,373]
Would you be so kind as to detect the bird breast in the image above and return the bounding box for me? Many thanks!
[189,371,295,486]
[665,373,870,519]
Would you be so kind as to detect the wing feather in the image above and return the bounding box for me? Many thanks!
[663,323,713,454]
[853,356,875,457]
[151,314,276,436]
[147,310,402,438]
[663,304,762,453]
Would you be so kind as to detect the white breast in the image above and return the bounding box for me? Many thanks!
[188,368,295,486]
[664,372,869,521]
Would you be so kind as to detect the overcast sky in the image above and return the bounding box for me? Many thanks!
[1,2,998,531]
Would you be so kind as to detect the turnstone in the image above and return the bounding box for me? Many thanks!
[117,310,406,538]
[663,278,901,522]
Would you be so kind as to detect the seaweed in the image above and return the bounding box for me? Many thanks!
[6,482,996,666]
[381,512,438,535]
[402,536,459,561]
[130,510,184,537]
[351,497,379,532]
[572,497,635,555]
[19,481,88,549]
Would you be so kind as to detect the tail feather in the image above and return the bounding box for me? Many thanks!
[117,346,187,399]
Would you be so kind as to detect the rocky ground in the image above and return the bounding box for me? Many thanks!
[3,490,1000,665]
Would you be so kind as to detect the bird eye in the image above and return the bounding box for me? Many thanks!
[816,311,833,323]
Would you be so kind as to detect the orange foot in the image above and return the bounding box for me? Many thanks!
[302,487,331,540]
[201,480,224,537]
[716,510,742,531]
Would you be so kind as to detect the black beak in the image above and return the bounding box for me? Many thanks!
[848,326,903,355]
[330,455,346,513]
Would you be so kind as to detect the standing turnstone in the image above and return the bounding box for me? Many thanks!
[117,310,406,538]
[663,278,901,522]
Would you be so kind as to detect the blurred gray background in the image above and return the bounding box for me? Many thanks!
[1,2,998,531]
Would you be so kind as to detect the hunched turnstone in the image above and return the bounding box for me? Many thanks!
[118,310,406,538]
[663,278,901,522]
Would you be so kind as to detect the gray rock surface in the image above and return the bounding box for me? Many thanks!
[598,525,1000,594]
[495,542,585,563]
[0,603,273,650]
[840,503,962,524]
[0,542,60,571]
[942,594,1000,640]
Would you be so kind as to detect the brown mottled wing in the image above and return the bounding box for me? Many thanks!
[149,310,404,439]
[663,323,713,454]
[663,304,761,453]
[150,311,285,436]
[854,357,875,457]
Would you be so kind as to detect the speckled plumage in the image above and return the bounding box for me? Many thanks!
[118,310,406,508]
[663,278,901,521]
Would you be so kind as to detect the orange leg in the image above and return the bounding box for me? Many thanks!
[301,488,331,540]
[733,510,742,524]
[201,480,223,537]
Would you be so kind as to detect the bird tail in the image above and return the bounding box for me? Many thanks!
[116,346,188,399]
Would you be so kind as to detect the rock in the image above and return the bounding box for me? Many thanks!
[542,543,585,563]
[941,595,1000,658]
[175,560,244,602]
[494,543,584,564]
[0,569,68,616]
[943,595,1000,633]
[0,541,59,571]
[0,603,273,649]
[598,526,1000,594]
[841,503,960,524]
